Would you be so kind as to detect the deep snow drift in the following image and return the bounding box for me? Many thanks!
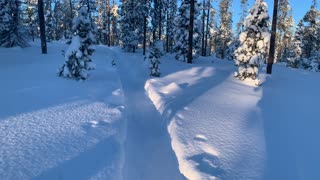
[1,41,320,180]
[0,42,126,180]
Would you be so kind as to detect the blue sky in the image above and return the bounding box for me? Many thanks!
[231,0,314,28]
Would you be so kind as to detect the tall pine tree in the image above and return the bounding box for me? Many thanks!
[234,0,270,85]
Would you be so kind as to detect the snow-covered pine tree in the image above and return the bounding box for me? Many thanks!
[236,0,249,36]
[173,0,200,62]
[0,0,29,47]
[164,0,177,52]
[300,1,319,69]
[61,0,75,40]
[96,0,107,44]
[151,0,165,42]
[110,0,119,46]
[287,21,302,68]
[53,0,65,40]
[24,0,38,41]
[119,0,145,52]
[276,0,294,63]
[45,0,55,41]
[216,0,233,60]
[147,40,163,77]
[234,0,270,85]
[58,6,97,80]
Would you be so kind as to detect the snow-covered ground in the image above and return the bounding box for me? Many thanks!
[0,42,126,180]
[1,41,320,180]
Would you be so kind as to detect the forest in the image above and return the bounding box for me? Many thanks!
[1,0,320,180]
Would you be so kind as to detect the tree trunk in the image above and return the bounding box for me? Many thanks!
[107,0,111,46]
[267,0,279,74]
[38,0,47,54]
[201,0,205,56]
[204,0,210,55]
[143,0,148,56]
[187,0,195,64]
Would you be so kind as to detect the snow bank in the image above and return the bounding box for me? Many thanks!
[0,42,126,180]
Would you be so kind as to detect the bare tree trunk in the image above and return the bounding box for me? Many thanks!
[166,10,169,52]
[38,0,47,54]
[158,1,162,40]
[201,0,205,56]
[204,0,210,56]
[267,0,279,74]
[107,0,111,46]
[188,0,195,64]
[143,0,148,56]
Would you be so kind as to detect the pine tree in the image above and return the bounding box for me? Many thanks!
[61,0,75,39]
[288,1,319,70]
[147,40,163,77]
[165,0,177,52]
[234,0,270,85]
[45,0,55,41]
[58,6,97,80]
[287,24,302,68]
[53,0,65,40]
[119,0,145,52]
[236,0,249,35]
[276,0,294,63]
[173,0,200,62]
[24,0,38,41]
[216,0,233,60]
[0,0,29,47]
[110,0,119,46]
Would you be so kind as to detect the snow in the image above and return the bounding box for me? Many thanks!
[1,41,320,180]
[0,41,126,180]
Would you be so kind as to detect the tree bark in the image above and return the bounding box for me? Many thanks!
[201,0,205,56]
[107,0,111,46]
[267,0,279,74]
[38,0,47,54]
[143,0,148,56]
[204,0,210,55]
[187,0,195,64]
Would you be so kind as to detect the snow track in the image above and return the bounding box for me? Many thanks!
[109,48,185,180]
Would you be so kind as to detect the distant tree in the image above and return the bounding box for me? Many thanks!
[236,0,248,36]
[58,6,97,80]
[234,0,270,85]
[110,0,119,46]
[0,0,29,47]
[119,0,145,52]
[288,1,319,70]
[216,0,233,60]
[165,0,177,53]
[287,21,302,68]
[173,0,200,62]
[276,0,294,63]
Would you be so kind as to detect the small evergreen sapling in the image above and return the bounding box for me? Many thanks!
[147,41,163,77]
[58,7,96,80]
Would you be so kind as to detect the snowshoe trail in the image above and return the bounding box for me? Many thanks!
[110,49,185,180]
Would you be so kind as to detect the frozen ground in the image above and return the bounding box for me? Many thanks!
[1,41,320,180]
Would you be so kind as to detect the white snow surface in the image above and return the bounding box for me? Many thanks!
[0,41,126,180]
[1,41,320,180]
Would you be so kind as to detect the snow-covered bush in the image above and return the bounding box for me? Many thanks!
[58,7,96,80]
[234,0,270,85]
[147,41,163,77]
